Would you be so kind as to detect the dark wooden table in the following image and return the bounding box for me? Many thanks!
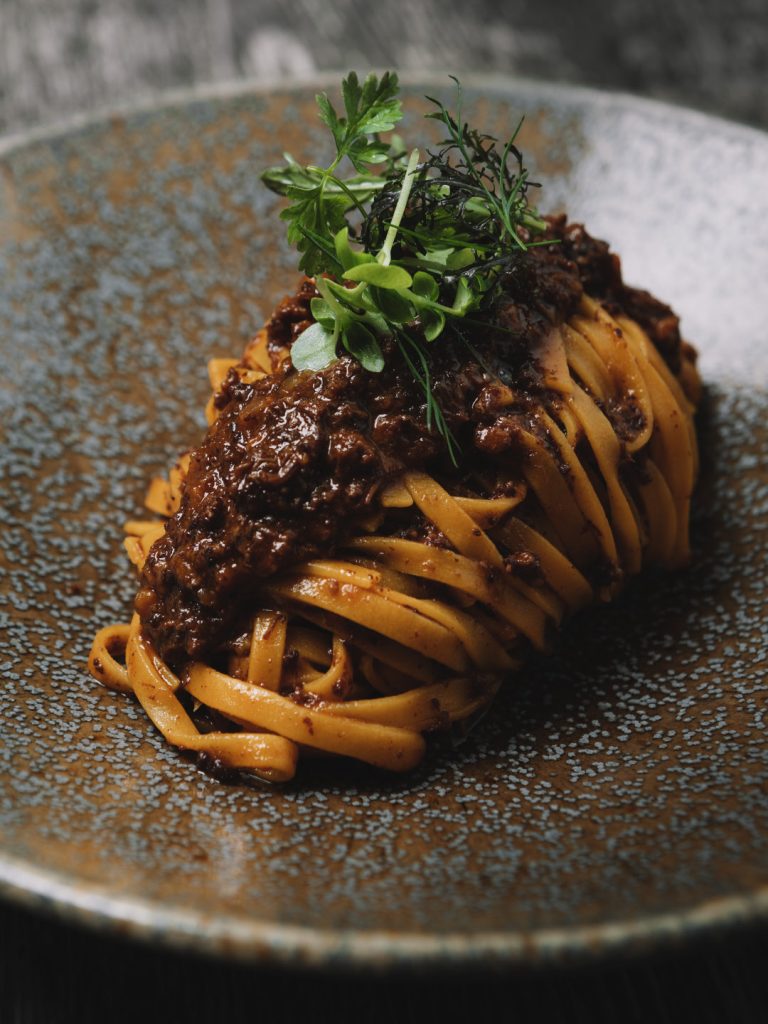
[1,1,766,1020]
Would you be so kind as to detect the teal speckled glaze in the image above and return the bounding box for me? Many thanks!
[0,76,767,969]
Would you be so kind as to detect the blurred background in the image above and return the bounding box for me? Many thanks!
[1,0,766,137]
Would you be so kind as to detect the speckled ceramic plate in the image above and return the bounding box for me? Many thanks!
[1,76,767,970]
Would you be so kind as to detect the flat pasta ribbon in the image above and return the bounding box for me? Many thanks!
[89,295,699,782]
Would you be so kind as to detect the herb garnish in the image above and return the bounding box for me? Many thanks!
[261,72,547,462]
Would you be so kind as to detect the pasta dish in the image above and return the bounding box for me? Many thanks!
[88,73,699,783]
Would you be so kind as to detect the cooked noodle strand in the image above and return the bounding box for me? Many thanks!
[89,294,698,782]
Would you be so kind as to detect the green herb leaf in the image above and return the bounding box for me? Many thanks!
[451,277,473,313]
[309,297,335,330]
[282,194,349,276]
[348,138,391,166]
[291,322,338,371]
[421,308,446,342]
[446,248,475,270]
[369,286,414,324]
[410,271,440,302]
[334,227,374,271]
[343,263,413,289]
[340,71,402,137]
[316,92,342,147]
[342,321,385,372]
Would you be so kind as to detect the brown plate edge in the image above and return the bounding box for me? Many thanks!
[2,854,767,971]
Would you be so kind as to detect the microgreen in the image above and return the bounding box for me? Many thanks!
[261,72,548,462]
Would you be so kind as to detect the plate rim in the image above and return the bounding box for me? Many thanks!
[1,69,766,162]
[1,72,767,969]
[2,854,768,969]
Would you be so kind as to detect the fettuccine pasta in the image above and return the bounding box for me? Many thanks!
[89,286,699,782]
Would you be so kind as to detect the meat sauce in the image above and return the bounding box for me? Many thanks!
[135,218,689,665]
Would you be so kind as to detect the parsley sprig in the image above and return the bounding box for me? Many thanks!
[261,72,548,461]
[261,71,404,277]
